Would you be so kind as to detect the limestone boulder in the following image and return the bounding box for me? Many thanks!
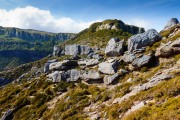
[128,29,161,52]
[105,38,124,56]
[132,55,153,68]
[65,44,93,55]
[98,59,119,74]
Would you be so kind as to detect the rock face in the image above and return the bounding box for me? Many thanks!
[53,46,64,56]
[164,18,179,30]
[65,44,93,55]
[103,73,120,85]
[128,29,161,52]
[155,38,180,57]
[132,55,153,68]
[105,38,124,57]
[98,60,119,74]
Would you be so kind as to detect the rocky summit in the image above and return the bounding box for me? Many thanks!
[1,18,180,120]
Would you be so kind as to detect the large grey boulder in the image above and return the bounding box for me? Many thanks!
[132,55,153,68]
[65,44,80,55]
[53,46,64,57]
[103,73,120,85]
[105,38,124,56]
[122,52,136,63]
[164,18,179,30]
[128,29,161,52]
[155,38,180,57]
[48,69,80,82]
[66,69,81,82]
[65,44,93,55]
[98,59,119,74]
[49,60,78,71]
[81,70,102,82]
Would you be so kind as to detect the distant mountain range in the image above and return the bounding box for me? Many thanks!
[0,26,75,71]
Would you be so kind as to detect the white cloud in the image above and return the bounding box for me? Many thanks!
[126,18,151,31]
[0,6,99,33]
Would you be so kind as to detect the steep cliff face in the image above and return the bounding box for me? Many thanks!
[0,26,75,42]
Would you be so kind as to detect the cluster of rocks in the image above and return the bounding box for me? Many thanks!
[44,27,165,85]
[45,58,122,85]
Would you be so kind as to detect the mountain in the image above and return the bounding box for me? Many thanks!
[0,26,75,71]
[62,19,144,48]
[1,18,180,120]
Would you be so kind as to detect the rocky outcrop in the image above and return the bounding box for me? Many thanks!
[128,29,161,52]
[164,18,179,30]
[105,38,124,57]
[132,54,153,68]
[53,46,64,57]
[65,44,93,55]
[155,38,180,57]
[98,59,119,74]
[103,73,120,85]
[95,19,145,34]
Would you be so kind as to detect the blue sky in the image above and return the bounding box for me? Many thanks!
[0,0,179,33]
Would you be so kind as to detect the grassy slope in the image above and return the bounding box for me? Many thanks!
[1,23,180,120]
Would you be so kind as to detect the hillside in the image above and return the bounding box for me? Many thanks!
[0,26,75,71]
[62,19,144,48]
[0,18,180,120]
